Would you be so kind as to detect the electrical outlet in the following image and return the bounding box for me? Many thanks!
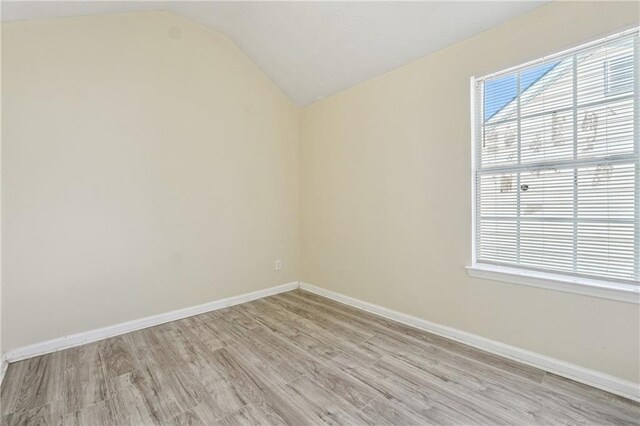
[275,259,282,271]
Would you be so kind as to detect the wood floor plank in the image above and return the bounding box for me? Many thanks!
[167,409,206,426]
[59,342,110,416]
[283,375,371,425]
[240,326,382,411]
[98,335,138,379]
[326,351,464,425]
[331,357,477,425]
[374,354,530,425]
[109,382,158,425]
[213,306,260,332]
[206,348,310,425]
[286,290,546,383]
[3,351,65,417]
[111,368,184,423]
[61,399,120,426]
[542,372,640,417]
[2,288,638,425]
[1,403,54,426]
[1,360,28,417]
[243,302,341,362]
[255,297,384,363]
[215,403,289,426]
[359,396,434,426]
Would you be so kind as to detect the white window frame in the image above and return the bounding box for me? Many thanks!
[467,28,640,304]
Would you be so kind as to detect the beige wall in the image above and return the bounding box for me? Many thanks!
[2,11,300,350]
[300,1,640,383]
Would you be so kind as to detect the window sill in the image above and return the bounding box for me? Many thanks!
[466,264,639,304]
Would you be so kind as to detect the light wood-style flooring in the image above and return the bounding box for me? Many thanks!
[1,289,639,425]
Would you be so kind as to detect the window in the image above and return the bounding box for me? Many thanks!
[471,29,639,290]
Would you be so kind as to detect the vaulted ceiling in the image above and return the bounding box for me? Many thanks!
[2,1,548,106]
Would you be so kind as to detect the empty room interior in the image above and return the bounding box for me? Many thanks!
[1,0,640,424]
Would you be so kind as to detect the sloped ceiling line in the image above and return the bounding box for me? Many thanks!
[1,1,548,106]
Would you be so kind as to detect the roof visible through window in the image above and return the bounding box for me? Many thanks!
[484,61,559,121]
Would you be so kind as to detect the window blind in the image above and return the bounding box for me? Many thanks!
[474,29,639,284]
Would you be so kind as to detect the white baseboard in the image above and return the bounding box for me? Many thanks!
[5,280,638,402]
[299,282,640,402]
[5,282,299,364]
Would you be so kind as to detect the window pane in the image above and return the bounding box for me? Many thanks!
[478,219,518,264]
[520,221,574,273]
[577,37,634,105]
[479,173,517,217]
[577,223,635,280]
[484,73,517,122]
[520,168,574,218]
[481,119,518,167]
[520,60,573,117]
[577,97,634,158]
[577,163,635,220]
[521,109,574,163]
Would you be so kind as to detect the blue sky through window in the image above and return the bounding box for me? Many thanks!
[484,62,559,121]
